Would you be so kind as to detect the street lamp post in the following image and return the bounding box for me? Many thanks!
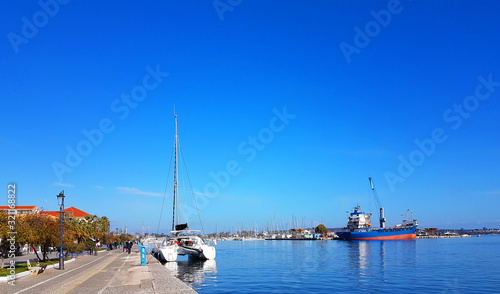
[57,191,65,270]
[93,215,98,256]
[106,222,111,250]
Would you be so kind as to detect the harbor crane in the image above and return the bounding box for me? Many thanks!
[403,209,410,223]
[402,208,418,227]
[368,177,386,229]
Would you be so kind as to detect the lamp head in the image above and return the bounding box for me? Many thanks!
[57,190,65,206]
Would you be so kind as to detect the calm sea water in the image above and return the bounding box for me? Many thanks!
[157,235,500,293]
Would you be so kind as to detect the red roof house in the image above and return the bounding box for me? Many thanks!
[64,207,91,219]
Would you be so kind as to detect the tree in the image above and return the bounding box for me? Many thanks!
[315,224,329,234]
[69,218,88,244]
[97,216,110,244]
[70,215,97,244]
[0,211,9,269]
[68,215,109,247]
[18,213,60,261]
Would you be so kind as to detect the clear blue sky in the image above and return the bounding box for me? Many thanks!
[2,1,500,233]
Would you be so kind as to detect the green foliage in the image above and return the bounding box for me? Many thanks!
[2,212,111,265]
[69,215,110,244]
[17,213,60,261]
[64,242,87,254]
[97,216,110,242]
[0,257,70,276]
[0,212,9,269]
[0,263,30,276]
[315,224,329,234]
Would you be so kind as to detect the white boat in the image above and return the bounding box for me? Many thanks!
[172,230,216,260]
[155,239,178,262]
[155,112,216,262]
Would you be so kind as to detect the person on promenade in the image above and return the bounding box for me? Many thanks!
[123,241,126,252]
[127,241,132,254]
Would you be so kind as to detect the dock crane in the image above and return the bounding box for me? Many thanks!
[402,209,410,226]
[368,177,386,229]
[402,209,418,227]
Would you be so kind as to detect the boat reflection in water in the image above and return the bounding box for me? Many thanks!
[347,241,386,292]
[347,241,371,272]
[347,240,416,292]
[163,258,217,290]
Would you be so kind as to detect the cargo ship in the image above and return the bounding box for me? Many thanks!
[336,177,418,240]
[336,205,418,240]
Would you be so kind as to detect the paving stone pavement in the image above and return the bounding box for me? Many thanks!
[0,246,196,294]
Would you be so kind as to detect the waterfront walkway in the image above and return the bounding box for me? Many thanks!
[0,246,196,294]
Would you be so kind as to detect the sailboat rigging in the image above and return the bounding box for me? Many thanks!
[154,112,216,262]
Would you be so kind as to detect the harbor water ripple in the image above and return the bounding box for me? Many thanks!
[160,235,500,293]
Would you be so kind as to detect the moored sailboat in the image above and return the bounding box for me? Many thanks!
[155,112,216,261]
[155,238,178,262]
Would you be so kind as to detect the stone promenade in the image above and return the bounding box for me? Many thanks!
[0,246,196,294]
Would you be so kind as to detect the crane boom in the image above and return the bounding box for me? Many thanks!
[403,209,410,221]
[368,177,386,229]
[402,209,410,226]
[368,177,382,209]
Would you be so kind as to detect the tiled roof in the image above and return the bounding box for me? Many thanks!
[1,205,91,218]
[64,207,91,218]
[40,211,60,217]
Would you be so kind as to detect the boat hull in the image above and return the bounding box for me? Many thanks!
[155,246,178,262]
[337,226,417,240]
[178,244,216,260]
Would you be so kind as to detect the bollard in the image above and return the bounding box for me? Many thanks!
[140,246,147,266]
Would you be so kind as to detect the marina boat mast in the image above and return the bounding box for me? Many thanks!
[172,112,180,232]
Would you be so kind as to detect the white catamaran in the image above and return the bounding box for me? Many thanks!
[156,112,216,262]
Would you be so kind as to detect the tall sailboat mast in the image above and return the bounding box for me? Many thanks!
[172,112,180,231]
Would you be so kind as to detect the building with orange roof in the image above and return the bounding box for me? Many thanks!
[2,205,91,220]
[40,207,91,220]
[64,207,91,219]
[39,210,61,218]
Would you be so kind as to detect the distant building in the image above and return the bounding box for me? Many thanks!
[1,205,91,220]
[41,206,91,220]
[39,210,60,218]
[425,228,439,236]
[64,207,91,219]
[0,205,40,215]
[291,228,305,238]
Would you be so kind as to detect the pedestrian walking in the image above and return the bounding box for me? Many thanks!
[127,241,132,254]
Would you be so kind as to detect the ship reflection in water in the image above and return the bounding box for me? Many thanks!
[347,241,384,292]
[347,240,416,292]
[163,258,217,290]
[348,241,370,271]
